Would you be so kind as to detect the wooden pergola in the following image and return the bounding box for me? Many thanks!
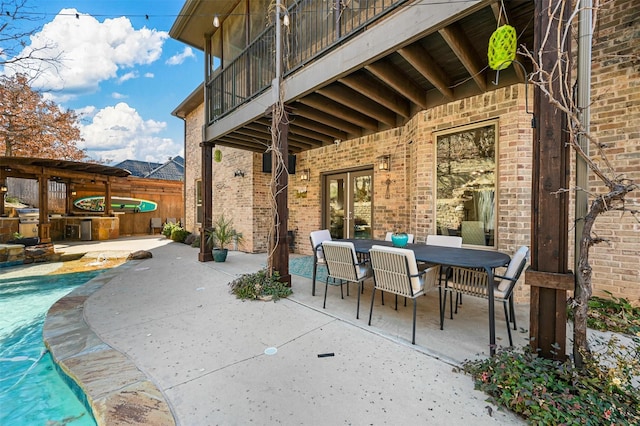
[0,157,130,244]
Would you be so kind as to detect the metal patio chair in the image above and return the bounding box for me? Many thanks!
[309,229,332,296]
[441,246,529,346]
[368,245,441,344]
[322,240,371,319]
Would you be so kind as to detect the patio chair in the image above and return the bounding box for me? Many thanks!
[322,240,371,319]
[166,218,177,225]
[150,217,162,234]
[309,229,332,296]
[461,221,485,245]
[368,245,441,344]
[425,234,463,305]
[441,246,529,346]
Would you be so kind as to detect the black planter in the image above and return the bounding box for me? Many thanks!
[8,237,40,247]
[212,248,228,262]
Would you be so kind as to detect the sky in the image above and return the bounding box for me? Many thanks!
[1,0,204,165]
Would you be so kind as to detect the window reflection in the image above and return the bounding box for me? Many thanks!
[435,122,497,246]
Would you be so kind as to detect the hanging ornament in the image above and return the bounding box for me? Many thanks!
[214,149,222,162]
[488,25,516,71]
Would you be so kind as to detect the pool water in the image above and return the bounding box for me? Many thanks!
[0,266,102,425]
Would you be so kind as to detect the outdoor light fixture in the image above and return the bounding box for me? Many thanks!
[377,155,391,171]
[71,191,77,196]
[0,184,7,193]
[213,14,220,28]
[234,170,245,178]
[299,169,310,181]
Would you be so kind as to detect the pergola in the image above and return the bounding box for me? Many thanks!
[0,156,130,243]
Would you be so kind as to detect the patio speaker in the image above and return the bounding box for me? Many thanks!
[262,153,296,174]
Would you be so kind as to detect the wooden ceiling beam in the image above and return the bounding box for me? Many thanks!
[291,103,362,136]
[299,94,379,131]
[340,72,411,118]
[366,61,428,109]
[398,44,454,100]
[289,116,347,141]
[438,23,487,91]
[317,84,397,127]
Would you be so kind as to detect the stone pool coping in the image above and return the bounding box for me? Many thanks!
[43,259,175,426]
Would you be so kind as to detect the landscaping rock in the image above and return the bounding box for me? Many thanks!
[127,250,153,260]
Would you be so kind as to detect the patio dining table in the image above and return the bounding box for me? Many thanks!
[343,238,511,356]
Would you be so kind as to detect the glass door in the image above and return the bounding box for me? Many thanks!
[324,170,373,239]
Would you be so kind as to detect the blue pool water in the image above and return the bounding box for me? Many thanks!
[0,266,102,425]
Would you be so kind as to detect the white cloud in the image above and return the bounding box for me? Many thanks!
[9,9,167,99]
[117,71,138,84]
[166,47,195,65]
[79,102,182,164]
[144,72,154,78]
[111,92,127,99]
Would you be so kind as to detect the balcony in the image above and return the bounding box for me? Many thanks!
[206,0,406,124]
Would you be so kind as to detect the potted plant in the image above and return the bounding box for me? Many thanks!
[205,214,243,262]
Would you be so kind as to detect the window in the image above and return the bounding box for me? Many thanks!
[195,180,203,225]
[435,121,497,246]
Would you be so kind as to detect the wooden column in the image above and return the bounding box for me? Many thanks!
[526,0,574,360]
[271,106,291,285]
[199,142,213,262]
[104,178,112,216]
[38,174,51,243]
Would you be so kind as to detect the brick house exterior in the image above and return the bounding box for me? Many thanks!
[172,0,638,305]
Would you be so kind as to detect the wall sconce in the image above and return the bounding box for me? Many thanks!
[213,14,220,28]
[377,155,391,171]
[0,184,7,193]
[299,169,310,181]
[234,170,245,178]
[71,191,77,196]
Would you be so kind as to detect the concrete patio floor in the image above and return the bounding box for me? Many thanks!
[42,236,528,425]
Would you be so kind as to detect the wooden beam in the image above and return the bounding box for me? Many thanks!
[366,61,428,109]
[340,72,411,118]
[291,103,361,136]
[199,142,213,262]
[289,116,348,141]
[299,94,379,131]
[398,44,454,99]
[438,23,487,91]
[528,0,572,361]
[317,84,397,127]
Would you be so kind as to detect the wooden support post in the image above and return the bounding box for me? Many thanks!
[527,0,573,361]
[271,106,291,285]
[199,142,213,262]
[38,175,51,243]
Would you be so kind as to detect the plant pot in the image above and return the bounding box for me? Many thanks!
[212,248,228,262]
[8,237,40,247]
[391,232,409,248]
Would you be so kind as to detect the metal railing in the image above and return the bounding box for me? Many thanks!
[206,0,405,124]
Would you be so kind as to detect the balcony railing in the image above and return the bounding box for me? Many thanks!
[206,0,406,124]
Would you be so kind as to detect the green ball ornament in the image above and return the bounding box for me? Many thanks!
[488,25,517,71]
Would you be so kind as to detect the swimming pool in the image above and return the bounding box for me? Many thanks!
[0,265,102,425]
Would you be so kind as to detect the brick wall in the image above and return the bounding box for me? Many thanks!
[581,0,639,303]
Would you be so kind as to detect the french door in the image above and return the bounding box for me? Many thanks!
[324,170,373,239]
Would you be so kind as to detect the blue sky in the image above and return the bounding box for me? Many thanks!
[2,0,204,165]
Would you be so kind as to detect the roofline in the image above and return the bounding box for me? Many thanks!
[171,82,204,118]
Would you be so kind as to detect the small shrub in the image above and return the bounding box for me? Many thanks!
[463,336,640,424]
[170,227,190,243]
[228,270,292,301]
[162,222,180,237]
[568,291,640,336]
[191,234,201,248]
